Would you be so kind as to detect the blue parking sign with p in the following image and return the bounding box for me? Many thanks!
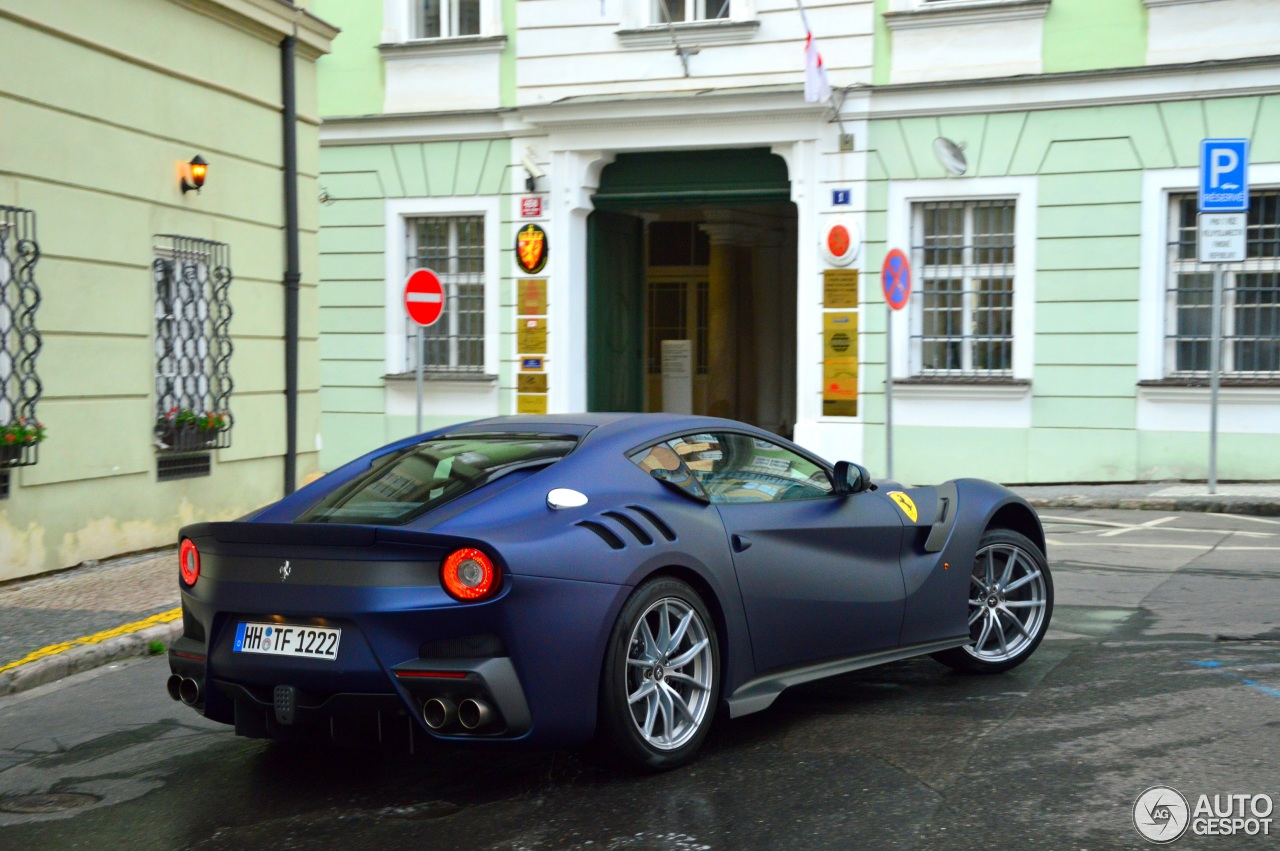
[1199,138,1249,213]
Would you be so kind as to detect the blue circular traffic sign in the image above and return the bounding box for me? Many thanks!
[882,249,912,311]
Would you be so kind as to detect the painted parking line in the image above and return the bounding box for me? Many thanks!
[1192,660,1280,700]
[1045,538,1280,551]
[0,607,182,675]
[1097,516,1176,537]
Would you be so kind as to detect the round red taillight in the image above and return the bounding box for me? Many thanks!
[441,548,499,601]
[179,538,200,586]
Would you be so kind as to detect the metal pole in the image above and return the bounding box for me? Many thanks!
[415,324,424,434]
[281,35,300,496]
[885,305,894,480]
[1208,263,1224,494]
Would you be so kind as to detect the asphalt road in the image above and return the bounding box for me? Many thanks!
[1,508,1278,850]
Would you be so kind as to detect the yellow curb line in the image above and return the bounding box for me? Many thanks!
[0,607,182,675]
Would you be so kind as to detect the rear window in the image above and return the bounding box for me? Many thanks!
[297,434,578,525]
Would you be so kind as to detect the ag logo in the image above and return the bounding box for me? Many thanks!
[887,491,918,523]
[1133,786,1189,843]
[279,560,291,582]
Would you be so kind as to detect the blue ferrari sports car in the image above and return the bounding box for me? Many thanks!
[166,413,1052,769]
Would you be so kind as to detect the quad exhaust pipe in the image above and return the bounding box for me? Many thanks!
[422,697,494,731]
[422,698,456,730]
[458,698,493,731]
[171,676,202,706]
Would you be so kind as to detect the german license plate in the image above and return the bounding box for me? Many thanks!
[233,622,341,660]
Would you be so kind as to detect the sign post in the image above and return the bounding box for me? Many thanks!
[1198,138,1249,494]
[403,268,445,434]
[881,248,912,480]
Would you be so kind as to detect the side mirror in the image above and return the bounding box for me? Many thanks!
[832,461,871,495]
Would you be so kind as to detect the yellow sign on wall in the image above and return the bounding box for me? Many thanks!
[518,372,548,393]
[518,318,547,354]
[823,269,859,309]
[517,393,548,415]
[823,311,858,417]
[519,278,547,316]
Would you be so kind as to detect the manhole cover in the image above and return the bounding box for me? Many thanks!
[0,792,102,814]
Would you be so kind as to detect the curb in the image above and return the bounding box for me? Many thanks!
[0,619,182,698]
[1025,496,1280,517]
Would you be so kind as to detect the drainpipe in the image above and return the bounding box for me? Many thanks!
[281,34,300,496]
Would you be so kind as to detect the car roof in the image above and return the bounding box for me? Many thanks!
[446,413,792,454]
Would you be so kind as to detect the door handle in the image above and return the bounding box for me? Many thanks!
[731,534,752,553]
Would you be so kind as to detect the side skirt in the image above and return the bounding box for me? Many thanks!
[726,636,971,718]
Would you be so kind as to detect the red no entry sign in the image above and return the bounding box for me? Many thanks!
[404,268,444,327]
[881,249,912,311]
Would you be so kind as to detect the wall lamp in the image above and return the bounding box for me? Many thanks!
[181,155,208,194]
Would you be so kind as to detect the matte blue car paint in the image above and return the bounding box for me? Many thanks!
[172,412,1045,749]
[717,494,908,673]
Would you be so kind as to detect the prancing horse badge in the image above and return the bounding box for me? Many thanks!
[279,560,291,582]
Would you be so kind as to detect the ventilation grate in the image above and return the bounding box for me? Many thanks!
[157,453,211,481]
[627,505,676,541]
[576,520,624,550]
[419,633,507,659]
[603,510,653,546]
[0,471,9,500]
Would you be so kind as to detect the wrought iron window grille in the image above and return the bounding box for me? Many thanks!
[0,206,44,470]
[1165,191,1280,380]
[405,215,485,375]
[909,199,1016,379]
[153,235,233,454]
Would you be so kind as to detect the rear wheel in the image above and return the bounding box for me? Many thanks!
[933,528,1053,674]
[598,578,720,770]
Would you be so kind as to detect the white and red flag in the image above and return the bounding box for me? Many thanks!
[799,3,831,104]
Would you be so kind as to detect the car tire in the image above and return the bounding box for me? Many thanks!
[597,577,720,771]
[932,528,1053,675]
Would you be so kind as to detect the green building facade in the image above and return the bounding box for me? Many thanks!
[855,0,1280,484]
[0,0,335,580]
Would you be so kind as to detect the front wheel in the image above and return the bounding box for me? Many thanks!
[597,578,720,770]
[932,528,1053,674]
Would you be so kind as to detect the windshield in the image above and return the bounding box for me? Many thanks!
[297,434,578,525]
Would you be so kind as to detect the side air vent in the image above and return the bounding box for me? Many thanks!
[419,632,507,659]
[603,510,653,546]
[627,505,676,542]
[576,520,625,550]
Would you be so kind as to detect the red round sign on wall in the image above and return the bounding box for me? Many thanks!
[821,217,860,267]
[404,268,444,327]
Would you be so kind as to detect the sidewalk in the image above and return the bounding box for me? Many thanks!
[1013,481,1280,516]
[0,548,179,697]
[2,481,1278,700]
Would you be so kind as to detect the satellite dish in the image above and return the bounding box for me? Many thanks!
[933,137,968,176]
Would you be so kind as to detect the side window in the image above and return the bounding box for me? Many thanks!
[668,432,832,504]
[630,441,707,500]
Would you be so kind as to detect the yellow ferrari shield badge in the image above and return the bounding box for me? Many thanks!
[888,491,918,523]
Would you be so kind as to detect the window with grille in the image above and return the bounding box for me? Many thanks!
[416,0,481,38]
[910,200,1016,377]
[153,236,233,454]
[406,216,485,374]
[0,206,43,470]
[656,0,731,23]
[1165,191,1280,379]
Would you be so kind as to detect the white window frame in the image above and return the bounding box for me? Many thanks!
[1136,163,1280,435]
[885,176,1037,428]
[1139,163,1280,382]
[384,197,499,379]
[381,0,499,44]
[653,0,733,24]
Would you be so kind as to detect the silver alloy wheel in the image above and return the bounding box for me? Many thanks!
[964,542,1049,663]
[625,596,714,751]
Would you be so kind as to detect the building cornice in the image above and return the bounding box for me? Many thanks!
[174,0,338,57]
[858,55,1280,120]
[378,34,508,59]
[615,19,760,48]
